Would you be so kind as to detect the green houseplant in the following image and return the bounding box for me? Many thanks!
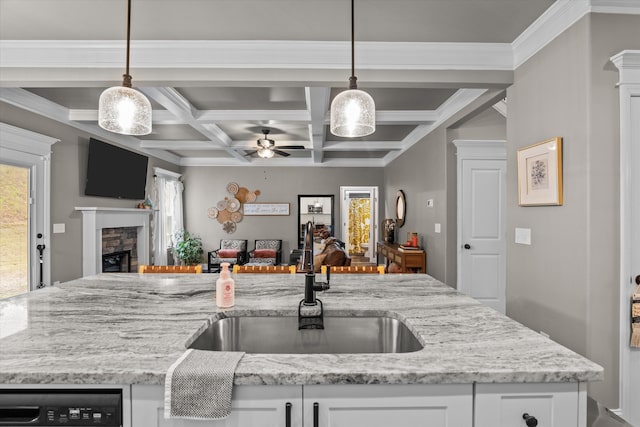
[173,230,203,265]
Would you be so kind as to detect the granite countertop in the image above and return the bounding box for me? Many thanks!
[0,273,603,386]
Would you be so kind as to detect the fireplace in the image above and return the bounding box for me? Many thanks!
[75,207,152,277]
[102,250,131,273]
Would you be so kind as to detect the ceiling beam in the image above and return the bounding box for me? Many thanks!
[305,87,330,164]
[197,110,310,122]
[140,87,249,162]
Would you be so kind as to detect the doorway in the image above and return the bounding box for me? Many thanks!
[0,163,30,298]
[454,140,507,314]
[340,186,378,264]
[0,122,57,298]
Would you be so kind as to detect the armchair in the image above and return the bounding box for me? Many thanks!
[208,239,248,272]
[247,239,282,266]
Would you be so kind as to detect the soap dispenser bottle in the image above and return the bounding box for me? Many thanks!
[216,262,235,308]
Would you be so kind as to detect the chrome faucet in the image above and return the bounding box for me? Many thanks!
[299,221,330,329]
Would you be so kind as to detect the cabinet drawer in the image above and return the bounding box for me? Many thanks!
[475,383,580,427]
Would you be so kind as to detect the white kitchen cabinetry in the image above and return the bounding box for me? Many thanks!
[474,383,585,427]
[133,382,583,427]
[304,384,473,427]
[132,384,302,427]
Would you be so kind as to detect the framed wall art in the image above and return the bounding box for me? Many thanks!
[517,137,563,206]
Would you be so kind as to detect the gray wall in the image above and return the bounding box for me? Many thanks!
[0,101,180,283]
[383,108,506,284]
[181,166,384,261]
[506,13,640,407]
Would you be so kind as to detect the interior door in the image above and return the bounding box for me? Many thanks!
[459,158,506,313]
[340,187,378,264]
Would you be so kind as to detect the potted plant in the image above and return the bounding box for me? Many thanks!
[173,230,203,266]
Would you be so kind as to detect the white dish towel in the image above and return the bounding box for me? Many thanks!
[165,349,245,420]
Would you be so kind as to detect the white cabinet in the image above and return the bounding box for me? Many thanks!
[133,382,583,427]
[304,384,473,427]
[474,383,585,427]
[132,384,302,427]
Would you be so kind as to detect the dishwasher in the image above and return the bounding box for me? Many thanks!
[0,389,122,426]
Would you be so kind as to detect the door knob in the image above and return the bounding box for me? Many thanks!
[463,244,471,249]
[522,413,538,427]
[635,275,640,285]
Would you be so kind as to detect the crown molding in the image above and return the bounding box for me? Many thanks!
[610,50,640,85]
[512,0,640,69]
[0,40,513,72]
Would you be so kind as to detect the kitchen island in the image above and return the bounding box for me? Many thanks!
[0,273,603,426]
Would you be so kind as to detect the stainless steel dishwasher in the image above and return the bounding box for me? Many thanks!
[0,389,122,426]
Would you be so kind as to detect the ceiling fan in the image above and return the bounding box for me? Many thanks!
[245,129,305,158]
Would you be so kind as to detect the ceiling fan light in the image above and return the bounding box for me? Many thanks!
[257,138,275,149]
[330,88,375,138]
[258,147,275,158]
[98,85,152,136]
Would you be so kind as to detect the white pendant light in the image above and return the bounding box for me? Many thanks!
[330,0,375,138]
[98,0,152,136]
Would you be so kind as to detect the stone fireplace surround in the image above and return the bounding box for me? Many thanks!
[75,207,152,277]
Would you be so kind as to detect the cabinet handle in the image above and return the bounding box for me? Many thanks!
[313,402,319,427]
[285,402,292,427]
[463,244,471,249]
[522,413,538,427]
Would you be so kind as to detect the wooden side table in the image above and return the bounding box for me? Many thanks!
[377,242,426,273]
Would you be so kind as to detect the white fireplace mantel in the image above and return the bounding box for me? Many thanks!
[75,207,152,277]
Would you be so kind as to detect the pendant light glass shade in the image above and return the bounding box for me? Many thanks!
[99,85,152,136]
[98,0,152,136]
[329,0,375,138]
[330,88,375,137]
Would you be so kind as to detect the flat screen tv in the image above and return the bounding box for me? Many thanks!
[85,138,148,200]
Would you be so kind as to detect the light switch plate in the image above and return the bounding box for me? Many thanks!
[515,227,531,245]
[53,223,65,234]
[426,199,434,208]
[435,223,441,233]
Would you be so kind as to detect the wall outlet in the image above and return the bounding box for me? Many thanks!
[426,198,434,208]
[434,223,441,233]
[515,227,531,245]
[53,223,65,234]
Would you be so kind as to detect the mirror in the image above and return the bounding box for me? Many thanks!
[395,190,406,228]
[298,195,335,249]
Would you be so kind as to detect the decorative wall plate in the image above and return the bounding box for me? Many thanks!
[216,199,228,211]
[217,209,231,224]
[227,198,241,212]
[226,182,239,195]
[207,207,218,219]
[245,191,257,202]
[222,220,237,234]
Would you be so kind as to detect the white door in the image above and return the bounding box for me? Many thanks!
[454,141,506,314]
[340,186,378,263]
[304,384,472,427]
[0,123,56,295]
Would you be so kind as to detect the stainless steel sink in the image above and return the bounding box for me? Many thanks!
[188,314,424,354]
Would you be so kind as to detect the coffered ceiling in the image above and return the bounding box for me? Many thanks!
[0,0,588,167]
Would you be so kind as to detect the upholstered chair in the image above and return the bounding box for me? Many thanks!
[246,239,282,266]
[208,239,248,272]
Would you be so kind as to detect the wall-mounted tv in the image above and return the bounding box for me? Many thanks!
[84,138,148,200]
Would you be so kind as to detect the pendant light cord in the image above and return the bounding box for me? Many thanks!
[123,0,133,87]
[348,0,358,89]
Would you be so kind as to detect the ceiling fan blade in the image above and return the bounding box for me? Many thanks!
[244,150,258,156]
[273,149,291,157]
[275,145,306,150]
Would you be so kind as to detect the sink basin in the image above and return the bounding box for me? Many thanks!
[188,314,424,354]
